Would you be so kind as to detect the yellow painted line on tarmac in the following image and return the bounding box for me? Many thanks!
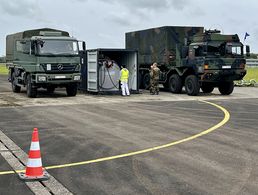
[0,100,230,176]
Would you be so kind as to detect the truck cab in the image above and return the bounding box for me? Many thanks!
[185,30,247,95]
[6,28,82,98]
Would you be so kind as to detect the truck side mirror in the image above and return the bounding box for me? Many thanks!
[82,41,86,51]
[78,41,86,53]
[246,45,250,57]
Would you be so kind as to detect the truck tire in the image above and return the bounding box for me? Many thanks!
[26,74,37,98]
[169,74,182,93]
[201,83,214,93]
[185,75,200,96]
[218,81,234,95]
[11,72,21,93]
[142,73,150,90]
[66,83,77,96]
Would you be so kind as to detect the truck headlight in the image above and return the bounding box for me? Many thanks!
[74,75,81,81]
[38,76,47,82]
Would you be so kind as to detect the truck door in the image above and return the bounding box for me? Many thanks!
[79,50,87,91]
[87,50,99,92]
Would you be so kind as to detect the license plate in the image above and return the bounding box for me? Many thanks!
[55,75,66,79]
[222,65,231,69]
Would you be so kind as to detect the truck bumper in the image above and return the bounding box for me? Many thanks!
[200,69,246,82]
[34,73,81,84]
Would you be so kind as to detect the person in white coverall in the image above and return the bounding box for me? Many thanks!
[120,66,130,96]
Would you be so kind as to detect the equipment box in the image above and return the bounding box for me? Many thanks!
[82,48,138,93]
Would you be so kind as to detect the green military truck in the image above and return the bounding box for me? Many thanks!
[6,28,82,98]
[126,26,249,95]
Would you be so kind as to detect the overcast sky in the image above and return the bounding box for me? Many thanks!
[0,0,257,56]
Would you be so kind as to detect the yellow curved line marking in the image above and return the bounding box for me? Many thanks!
[0,100,230,176]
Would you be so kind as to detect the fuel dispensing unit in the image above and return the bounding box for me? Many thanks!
[80,49,138,94]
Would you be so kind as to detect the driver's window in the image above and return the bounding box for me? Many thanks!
[188,47,195,59]
[31,42,36,55]
[16,41,30,54]
[194,46,204,57]
[226,44,232,54]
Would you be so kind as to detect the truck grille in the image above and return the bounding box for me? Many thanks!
[41,64,77,73]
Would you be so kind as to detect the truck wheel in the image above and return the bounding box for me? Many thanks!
[185,75,200,96]
[169,74,182,93]
[66,83,77,96]
[26,74,37,98]
[47,86,55,94]
[201,83,214,93]
[218,81,234,95]
[142,73,150,90]
[11,72,21,93]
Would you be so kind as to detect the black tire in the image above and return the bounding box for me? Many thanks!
[218,81,234,95]
[11,72,21,93]
[47,86,55,94]
[26,74,37,98]
[169,74,182,93]
[201,83,214,93]
[142,73,150,90]
[185,75,200,96]
[66,83,78,96]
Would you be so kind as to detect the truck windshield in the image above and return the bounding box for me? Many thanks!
[193,43,221,57]
[38,40,79,55]
[195,42,243,57]
[207,45,220,56]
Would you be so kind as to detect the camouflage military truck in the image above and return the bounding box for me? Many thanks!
[126,26,249,95]
[6,28,84,98]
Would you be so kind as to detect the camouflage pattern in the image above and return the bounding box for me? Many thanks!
[149,68,154,93]
[126,26,246,86]
[150,66,160,94]
[126,26,204,69]
[188,30,246,83]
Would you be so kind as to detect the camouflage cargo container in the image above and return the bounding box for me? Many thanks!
[6,28,85,98]
[126,26,249,95]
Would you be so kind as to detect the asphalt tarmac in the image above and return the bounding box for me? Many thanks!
[0,75,9,92]
[0,75,258,195]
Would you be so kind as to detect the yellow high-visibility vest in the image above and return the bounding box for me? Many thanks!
[120,68,129,82]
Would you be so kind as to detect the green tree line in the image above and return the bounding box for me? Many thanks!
[247,53,258,59]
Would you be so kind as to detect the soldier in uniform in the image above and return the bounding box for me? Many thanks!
[149,65,154,94]
[150,62,160,95]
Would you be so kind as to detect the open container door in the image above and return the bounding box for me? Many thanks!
[126,51,138,92]
[87,50,99,92]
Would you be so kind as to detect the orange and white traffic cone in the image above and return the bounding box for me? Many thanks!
[19,128,49,181]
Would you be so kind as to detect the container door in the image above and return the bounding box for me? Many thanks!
[78,50,87,91]
[128,51,138,91]
[87,51,98,92]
